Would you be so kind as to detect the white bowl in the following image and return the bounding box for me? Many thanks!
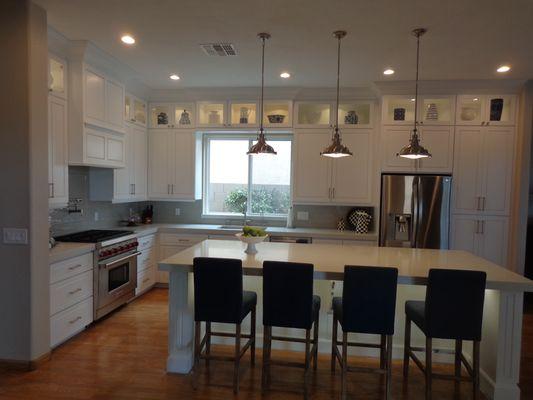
[235,233,268,254]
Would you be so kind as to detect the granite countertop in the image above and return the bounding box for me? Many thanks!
[49,242,95,264]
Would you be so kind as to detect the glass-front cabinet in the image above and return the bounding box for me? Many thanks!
[295,102,332,128]
[456,95,516,126]
[382,95,455,125]
[48,55,67,99]
[197,101,226,127]
[338,102,374,128]
[149,103,195,128]
[229,101,258,127]
[125,93,147,127]
[263,101,292,128]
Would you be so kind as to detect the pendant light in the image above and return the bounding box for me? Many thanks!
[321,30,353,158]
[247,33,276,155]
[398,28,432,159]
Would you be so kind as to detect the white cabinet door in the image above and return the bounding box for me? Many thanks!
[451,214,479,255]
[105,79,125,131]
[158,245,188,283]
[48,96,69,207]
[148,130,173,198]
[84,68,106,125]
[113,126,133,201]
[480,126,514,215]
[331,130,372,204]
[132,126,147,199]
[478,216,509,267]
[172,130,196,199]
[292,130,332,203]
[452,126,483,214]
[418,126,454,172]
[381,126,415,172]
[85,129,107,162]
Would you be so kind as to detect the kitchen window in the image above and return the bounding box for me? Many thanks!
[203,134,292,218]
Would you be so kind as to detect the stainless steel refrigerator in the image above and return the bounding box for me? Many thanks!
[379,174,452,249]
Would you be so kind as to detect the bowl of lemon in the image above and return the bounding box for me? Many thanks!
[236,226,268,255]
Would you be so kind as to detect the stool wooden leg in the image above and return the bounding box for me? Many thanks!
[233,324,241,394]
[380,334,386,370]
[304,329,311,399]
[313,318,319,371]
[193,321,201,389]
[331,314,338,373]
[386,335,393,400]
[341,331,348,400]
[454,339,462,394]
[250,306,256,366]
[425,337,432,400]
[473,341,480,400]
[403,317,411,379]
[205,322,211,369]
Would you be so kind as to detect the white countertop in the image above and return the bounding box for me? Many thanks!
[159,240,533,292]
[49,242,95,264]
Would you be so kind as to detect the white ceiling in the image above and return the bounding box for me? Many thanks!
[35,0,533,89]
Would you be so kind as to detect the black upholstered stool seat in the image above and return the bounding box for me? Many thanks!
[262,261,320,399]
[403,268,487,400]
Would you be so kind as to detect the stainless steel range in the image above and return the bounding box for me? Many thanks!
[55,230,140,320]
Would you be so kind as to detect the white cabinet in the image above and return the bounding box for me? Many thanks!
[82,127,125,168]
[48,54,67,99]
[125,93,147,127]
[136,234,157,296]
[451,215,509,267]
[149,103,196,129]
[382,95,456,126]
[452,126,514,216]
[381,126,454,173]
[148,129,202,201]
[158,234,207,283]
[456,95,516,126]
[295,101,375,129]
[48,95,69,208]
[293,129,373,205]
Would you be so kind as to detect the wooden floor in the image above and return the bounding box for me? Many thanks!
[0,288,530,399]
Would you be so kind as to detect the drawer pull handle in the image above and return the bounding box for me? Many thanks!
[142,278,150,283]
[69,316,82,324]
[68,288,82,295]
[68,264,83,270]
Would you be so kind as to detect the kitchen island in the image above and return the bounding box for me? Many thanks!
[159,240,533,400]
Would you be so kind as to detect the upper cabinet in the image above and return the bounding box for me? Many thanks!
[125,93,147,128]
[197,101,227,127]
[382,95,455,125]
[456,95,516,126]
[48,95,69,208]
[263,100,292,128]
[295,101,374,129]
[150,103,196,129]
[48,55,67,99]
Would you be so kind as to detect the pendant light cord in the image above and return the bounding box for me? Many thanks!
[259,35,266,135]
[334,35,341,134]
[412,29,423,137]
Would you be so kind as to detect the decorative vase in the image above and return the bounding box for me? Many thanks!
[337,218,346,232]
[490,98,504,121]
[179,109,191,125]
[208,110,220,124]
[157,112,168,125]
[460,107,477,121]
[239,107,249,124]
[393,108,406,121]
[344,110,358,125]
[426,103,438,120]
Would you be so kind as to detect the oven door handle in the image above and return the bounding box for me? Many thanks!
[100,252,141,269]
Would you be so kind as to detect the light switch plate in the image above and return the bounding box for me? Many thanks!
[296,211,309,221]
[3,228,28,245]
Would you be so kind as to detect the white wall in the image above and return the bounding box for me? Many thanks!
[0,0,50,363]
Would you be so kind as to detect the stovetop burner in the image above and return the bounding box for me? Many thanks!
[55,229,134,243]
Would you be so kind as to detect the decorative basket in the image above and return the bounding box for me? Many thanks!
[347,209,372,234]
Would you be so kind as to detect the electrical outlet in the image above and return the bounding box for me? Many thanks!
[3,228,28,245]
[94,211,99,221]
[175,208,181,216]
[296,211,309,221]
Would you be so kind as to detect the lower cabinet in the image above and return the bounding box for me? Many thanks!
[451,214,509,267]
[135,234,157,296]
[49,252,94,348]
[157,233,207,283]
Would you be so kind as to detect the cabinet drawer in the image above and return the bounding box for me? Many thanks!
[159,233,207,246]
[50,296,93,348]
[137,247,156,272]
[136,266,156,295]
[50,270,93,316]
[50,252,93,284]
[137,234,156,251]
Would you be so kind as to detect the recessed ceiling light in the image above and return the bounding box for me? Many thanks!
[169,74,180,81]
[121,35,135,45]
[497,65,511,73]
[280,72,291,79]
[383,68,395,75]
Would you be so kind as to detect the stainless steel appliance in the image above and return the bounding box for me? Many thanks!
[269,236,312,244]
[55,230,139,320]
[379,174,451,249]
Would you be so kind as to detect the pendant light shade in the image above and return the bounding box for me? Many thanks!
[321,30,353,158]
[248,33,276,155]
[398,28,431,159]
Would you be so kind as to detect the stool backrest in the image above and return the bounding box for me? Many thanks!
[342,266,398,335]
[425,268,487,340]
[193,257,243,324]
[263,261,314,329]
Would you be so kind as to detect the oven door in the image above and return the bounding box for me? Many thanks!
[97,251,140,309]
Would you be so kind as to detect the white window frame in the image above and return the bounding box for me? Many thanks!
[202,132,293,220]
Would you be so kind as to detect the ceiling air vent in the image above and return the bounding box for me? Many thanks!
[200,43,237,56]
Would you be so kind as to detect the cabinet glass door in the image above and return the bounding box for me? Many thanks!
[197,102,225,126]
[133,99,147,126]
[419,96,454,125]
[49,57,65,97]
[382,96,416,125]
[230,102,257,126]
[338,102,372,128]
[125,95,132,121]
[263,101,292,127]
[486,95,515,125]
[150,104,173,128]
[296,102,331,127]
[456,95,484,125]
[173,103,196,128]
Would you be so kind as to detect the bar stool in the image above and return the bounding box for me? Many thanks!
[331,265,399,400]
[192,257,257,394]
[262,261,320,398]
[404,268,487,400]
